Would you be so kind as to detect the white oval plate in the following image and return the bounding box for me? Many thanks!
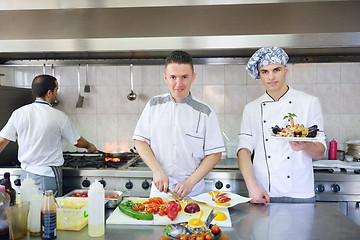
[191,192,251,208]
[270,131,325,142]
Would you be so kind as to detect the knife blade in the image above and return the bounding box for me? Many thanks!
[167,189,181,200]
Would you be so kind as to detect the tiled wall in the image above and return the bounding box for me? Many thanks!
[1,62,359,158]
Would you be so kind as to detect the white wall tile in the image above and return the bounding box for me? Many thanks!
[96,86,119,114]
[292,84,317,97]
[340,84,360,114]
[317,84,340,114]
[292,63,317,84]
[97,114,118,142]
[118,65,131,86]
[95,66,118,86]
[193,65,203,86]
[137,65,161,86]
[203,65,224,85]
[246,85,265,103]
[190,86,203,101]
[224,113,242,142]
[225,64,247,85]
[76,114,98,146]
[341,63,360,83]
[118,114,139,150]
[224,85,247,114]
[323,113,340,146]
[317,63,341,84]
[203,85,224,114]
[339,114,360,146]
[56,66,77,87]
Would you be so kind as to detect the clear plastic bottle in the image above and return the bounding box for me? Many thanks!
[4,172,16,206]
[29,193,43,236]
[88,180,105,237]
[20,177,38,203]
[41,190,57,239]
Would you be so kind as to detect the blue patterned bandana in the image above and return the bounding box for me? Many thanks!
[246,46,289,80]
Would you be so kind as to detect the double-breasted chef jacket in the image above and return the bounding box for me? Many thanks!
[238,87,327,198]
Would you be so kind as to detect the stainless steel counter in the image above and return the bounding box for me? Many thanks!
[19,203,360,240]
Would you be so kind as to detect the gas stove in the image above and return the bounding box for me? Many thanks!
[62,151,142,169]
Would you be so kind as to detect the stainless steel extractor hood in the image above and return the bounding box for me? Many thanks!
[0,0,360,62]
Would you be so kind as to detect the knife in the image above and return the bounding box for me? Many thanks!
[167,189,181,200]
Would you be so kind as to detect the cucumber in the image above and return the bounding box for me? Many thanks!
[118,203,154,220]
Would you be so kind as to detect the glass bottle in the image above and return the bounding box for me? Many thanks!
[41,190,57,239]
[4,172,16,206]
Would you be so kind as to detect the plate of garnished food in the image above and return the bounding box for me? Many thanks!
[270,113,325,142]
[191,191,251,208]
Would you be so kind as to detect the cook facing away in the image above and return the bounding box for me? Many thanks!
[237,46,326,204]
[0,74,97,197]
[133,50,225,199]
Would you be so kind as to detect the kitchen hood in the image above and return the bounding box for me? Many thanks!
[0,0,360,63]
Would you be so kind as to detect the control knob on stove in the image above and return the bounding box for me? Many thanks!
[82,179,91,188]
[215,181,223,190]
[99,179,106,188]
[125,180,133,189]
[316,184,325,193]
[331,184,340,193]
[142,180,150,189]
[14,178,21,186]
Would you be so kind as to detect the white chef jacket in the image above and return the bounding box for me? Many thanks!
[133,93,225,196]
[238,87,326,198]
[0,101,80,177]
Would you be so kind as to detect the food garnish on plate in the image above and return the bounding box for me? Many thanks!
[272,113,319,138]
[209,191,231,207]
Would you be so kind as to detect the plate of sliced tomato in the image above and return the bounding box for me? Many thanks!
[191,191,251,208]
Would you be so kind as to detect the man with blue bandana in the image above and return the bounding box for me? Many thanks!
[237,47,326,203]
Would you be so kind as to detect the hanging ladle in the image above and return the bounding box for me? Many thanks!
[127,64,137,101]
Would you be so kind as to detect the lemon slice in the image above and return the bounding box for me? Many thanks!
[215,202,231,207]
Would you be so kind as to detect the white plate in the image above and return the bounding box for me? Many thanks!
[270,131,325,142]
[191,192,251,208]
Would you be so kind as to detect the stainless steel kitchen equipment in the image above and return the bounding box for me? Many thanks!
[314,162,360,226]
[60,152,246,199]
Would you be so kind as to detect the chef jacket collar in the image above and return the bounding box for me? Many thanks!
[169,92,193,104]
[265,85,290,102]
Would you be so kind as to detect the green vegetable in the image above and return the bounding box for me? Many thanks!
[118,201,154,220]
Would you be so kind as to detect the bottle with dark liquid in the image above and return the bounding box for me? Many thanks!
[4,172,16,206]
[41,190,57,239]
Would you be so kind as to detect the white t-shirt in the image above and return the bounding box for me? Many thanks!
[0,101,80,176]
[238,87,327,198]
[133,93,225,180]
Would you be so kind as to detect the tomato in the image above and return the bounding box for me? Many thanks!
[211,225,220,234]
[180,234,189,240]
[138,204,145,211]
[205,234,213,240]
[196,236,205,240]
[146,207,154,214]
[158,209,165,216]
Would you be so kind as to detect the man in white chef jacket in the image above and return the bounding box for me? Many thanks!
[237,46,326,203]
[133,50,225,199]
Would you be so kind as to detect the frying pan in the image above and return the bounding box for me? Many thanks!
[96,150,131,159]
